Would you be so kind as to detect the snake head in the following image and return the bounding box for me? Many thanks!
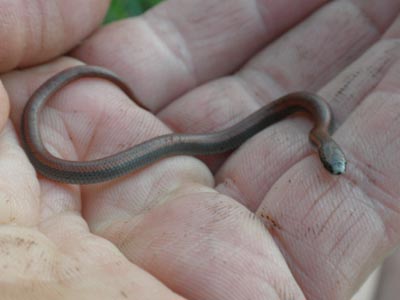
[318,140,347,175]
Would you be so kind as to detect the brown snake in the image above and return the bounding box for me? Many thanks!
[21,65,346,184]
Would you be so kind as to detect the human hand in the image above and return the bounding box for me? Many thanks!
[1,1,400,299]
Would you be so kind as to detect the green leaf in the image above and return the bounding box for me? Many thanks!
[104,0,164,23]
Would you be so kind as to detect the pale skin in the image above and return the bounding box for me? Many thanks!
[0,0,399,299]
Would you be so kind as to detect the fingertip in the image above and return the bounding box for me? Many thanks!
[0,0,110,72]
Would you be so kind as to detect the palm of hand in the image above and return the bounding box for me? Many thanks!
[0,1,399,300]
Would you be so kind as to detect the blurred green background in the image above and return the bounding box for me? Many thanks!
[105,0,164,23]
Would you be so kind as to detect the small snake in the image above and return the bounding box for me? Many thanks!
[21,65,346,184]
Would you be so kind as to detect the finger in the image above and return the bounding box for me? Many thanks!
[322,13,400,124]
[0,218,186,299]
[240,0,400,93]
[39,214,187,300]
[92,185,306,300]
[73,0,329,110]
[256,50,400,299]
[216,15,400,210]
[159,0,400,136]
[0,0,109,72]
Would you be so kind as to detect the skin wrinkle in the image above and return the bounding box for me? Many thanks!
[253,57,297,92]
[262,176,372,297]
[0,188,17,223]
[301,177,338,222]
[346,175,387,216]
[293,199,340,246]
[143,14,198,92]
[48,1,68,60]
[15,1,50,67]
[18,2,31,68]
[270,230,325,297]
[82,103,112,161]
[35,0,47,62]
[335,228,383,297]
[314,190,345,238]
[243,2,384,96]
[352,158,400,216]
[185,78,258,133]
[317,32,376,90]
[323,42,400,122]
[41,107,79,160]
[327,211,366,258]
[12,5,27,70]
[176,203,288,300]
[217,176,250,208]
[85,159,214,227]
[50,77,152,162]
[55,1,67,54]
[345,2,381,34]
[286,228,354,299]
[0,1,108,71]
[340,107,399,212]
[383,218,400,247]
[116,196,191,254]
[39,189,76,218]
[255,0,328,39]
[190,96,232,132]
[0,4,21,70]
[343,229,378,278]
[353,0,395,34]
[144,164,203,207]
[224,130,306,209]
[186,2,256,64]
[252,0,272,36]
[236,74,283,108]
[218,78,256,125]
[329,71,379,123]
